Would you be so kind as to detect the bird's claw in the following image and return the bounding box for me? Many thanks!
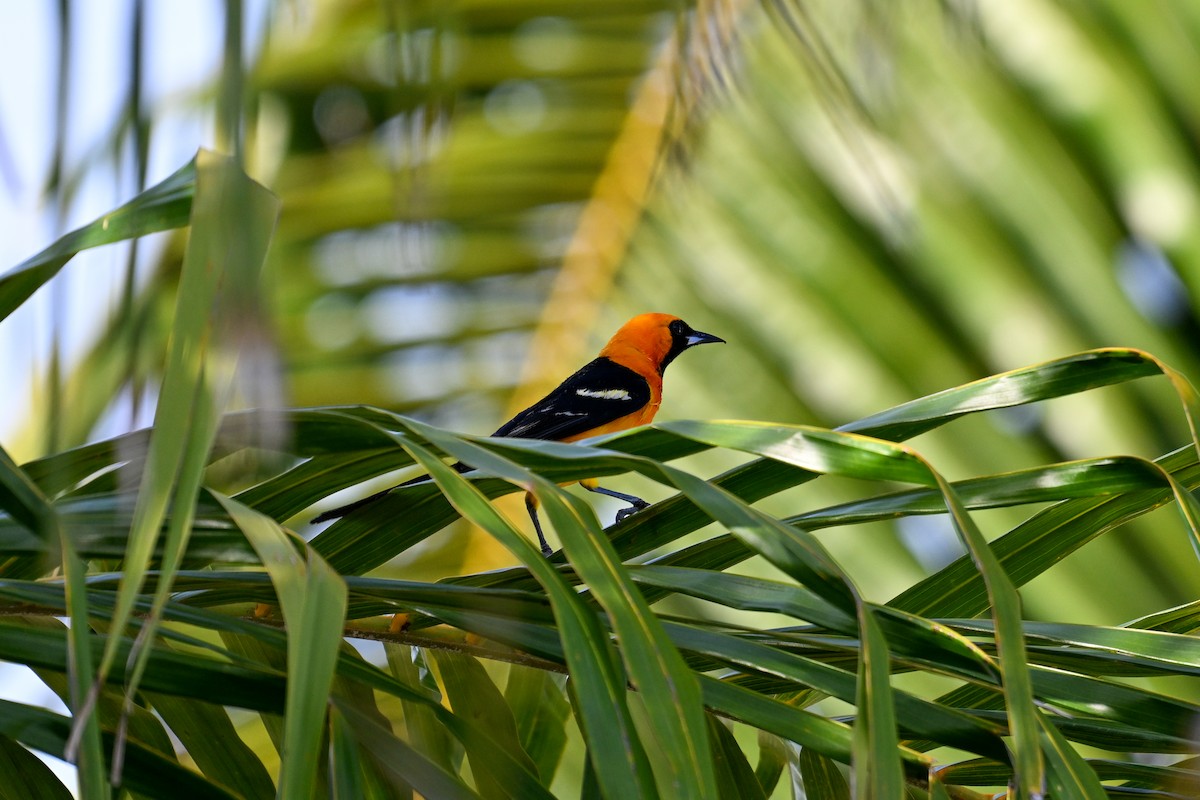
[615,500,651,523]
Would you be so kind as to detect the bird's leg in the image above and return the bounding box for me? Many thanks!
[581,480,651,522]
[525,492,553,557]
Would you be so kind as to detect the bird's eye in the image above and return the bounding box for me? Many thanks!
[669,319,686,335]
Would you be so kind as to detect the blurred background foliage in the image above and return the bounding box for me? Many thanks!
[5,0,1200,792]
[19,0,1199,611]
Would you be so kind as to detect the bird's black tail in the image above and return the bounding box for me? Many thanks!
[311,461,472,523]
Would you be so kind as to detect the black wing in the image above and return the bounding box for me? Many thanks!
[492,356,651,441]
[313,357,648,523]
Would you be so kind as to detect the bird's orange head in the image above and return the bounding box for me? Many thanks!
[599,313,724,376]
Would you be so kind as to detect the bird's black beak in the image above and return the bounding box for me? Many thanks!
[661,320,724,373]
[684,330,725,347]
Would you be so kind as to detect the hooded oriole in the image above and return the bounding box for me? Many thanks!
[314,313,724,554]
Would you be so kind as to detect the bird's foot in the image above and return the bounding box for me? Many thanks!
[615,499,651,523]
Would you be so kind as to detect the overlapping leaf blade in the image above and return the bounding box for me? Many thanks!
[0,159,196,324]
[4,344,1200,797]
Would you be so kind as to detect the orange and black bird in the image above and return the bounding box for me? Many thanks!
[314,313,724,555]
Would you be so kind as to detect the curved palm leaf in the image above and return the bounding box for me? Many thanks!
[0,348,1198,795]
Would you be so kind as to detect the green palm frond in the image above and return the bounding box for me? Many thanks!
[6,0,1200,797]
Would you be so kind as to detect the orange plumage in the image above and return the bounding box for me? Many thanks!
[314,313,724,555]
